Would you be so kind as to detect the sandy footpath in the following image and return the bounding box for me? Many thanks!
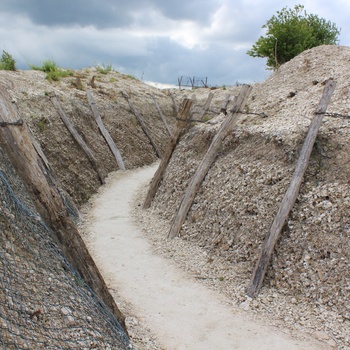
[81,164,330,350]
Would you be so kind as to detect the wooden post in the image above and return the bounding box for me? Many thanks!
[86,90,126,170]
[246,79,337,298]
[0,86,127,332]
[178,76,183,89]
[168,84,252,239]
[190,77,195,89]
[220,93,231,115]
[49,92,105,184]
[199,92,214,120]
[12,101,52,171]
[121,91,162,158]
[168,91,179,119]
[152,94,173,137]
[143,98,193,209]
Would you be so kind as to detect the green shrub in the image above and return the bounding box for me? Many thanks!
[247,5,341,69]
[48,70,73,82]
[30,59,73,81]
[95,63,113,74]
[39,59,58,73]
[0,51,16,71]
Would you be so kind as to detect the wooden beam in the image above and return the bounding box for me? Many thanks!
[152,94,173,137]
[168,84,252,239]
[49,92,105,184]
[86,90,126,170]
[220,93,231,115]
[12,101,52,171]
[246,79,337,298]
[168,91,179,119]
[199,91,214,120]
[0,85,127,332]
[143,98,193,209]
[178,76,183,89]
[121,91,162,158]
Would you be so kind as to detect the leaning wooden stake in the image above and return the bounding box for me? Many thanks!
[0,86,127,332]
[168,90,179,119]
[143,98,193,209]
[199,91,214,120]
[86,90,126,170]
[168,85,252,239]
[49,92,105,184]
[121,91,162,158]
[220,93,231,115]
[152,94,173,137]
[246,79,337,298]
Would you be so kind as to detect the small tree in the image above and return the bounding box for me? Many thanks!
[247,5,341,69]
[0,50,16,71]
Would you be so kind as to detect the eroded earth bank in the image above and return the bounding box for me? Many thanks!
[0,45,349,349]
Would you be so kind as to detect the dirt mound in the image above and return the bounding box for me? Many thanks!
[0,68,175,204]
[0,67,176,348]
[1,44,349,348]
[150,45,350,348]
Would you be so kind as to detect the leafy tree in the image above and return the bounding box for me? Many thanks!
[0,50,16,71]
[247,5,341,69]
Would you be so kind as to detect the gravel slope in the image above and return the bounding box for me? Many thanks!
[150,45,350,349]
[81,164,331,350]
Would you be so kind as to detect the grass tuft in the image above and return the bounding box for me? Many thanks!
[95,63,113,74]
[0,50,16,71]
[30,59,73,82]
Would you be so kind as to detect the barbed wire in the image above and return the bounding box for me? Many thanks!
[0,118,23,127]
[316,112,350,119]
[238,111,269,118]
[193,109,350,122]
[236,110,350,119]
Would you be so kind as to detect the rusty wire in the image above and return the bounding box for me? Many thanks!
[0,165,132,349]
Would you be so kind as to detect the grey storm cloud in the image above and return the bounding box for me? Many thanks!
[1,0,221,28]
[0,0,348,86]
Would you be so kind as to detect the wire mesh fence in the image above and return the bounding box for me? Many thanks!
[0,159,132,349]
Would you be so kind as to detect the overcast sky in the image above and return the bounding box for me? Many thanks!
[1,0,349,86]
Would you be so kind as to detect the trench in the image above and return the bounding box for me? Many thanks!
[82,163,329,350]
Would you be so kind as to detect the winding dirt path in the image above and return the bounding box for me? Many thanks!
[82,164,330,350]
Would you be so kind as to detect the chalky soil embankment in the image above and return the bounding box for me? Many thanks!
[81,164,329,350]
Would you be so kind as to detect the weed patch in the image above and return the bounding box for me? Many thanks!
[95,63,113,74]
[0,51,16,71]
[30,59,73,82]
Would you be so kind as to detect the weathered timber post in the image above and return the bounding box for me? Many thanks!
[86,90,126,170]
[0,85,127,332]
[199,92,214,120]
[220,93,231,115]
[246,79,337,298]
[152,94,173,137]
[49,92,105,184]
[168,90,179,119]
[12,100,52,170]
[143,98,193,209]
[178,76,183,89]
[29,126,52,170]
[121,91,162,158]
[190,76,195,89]
[168,84,252,239]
